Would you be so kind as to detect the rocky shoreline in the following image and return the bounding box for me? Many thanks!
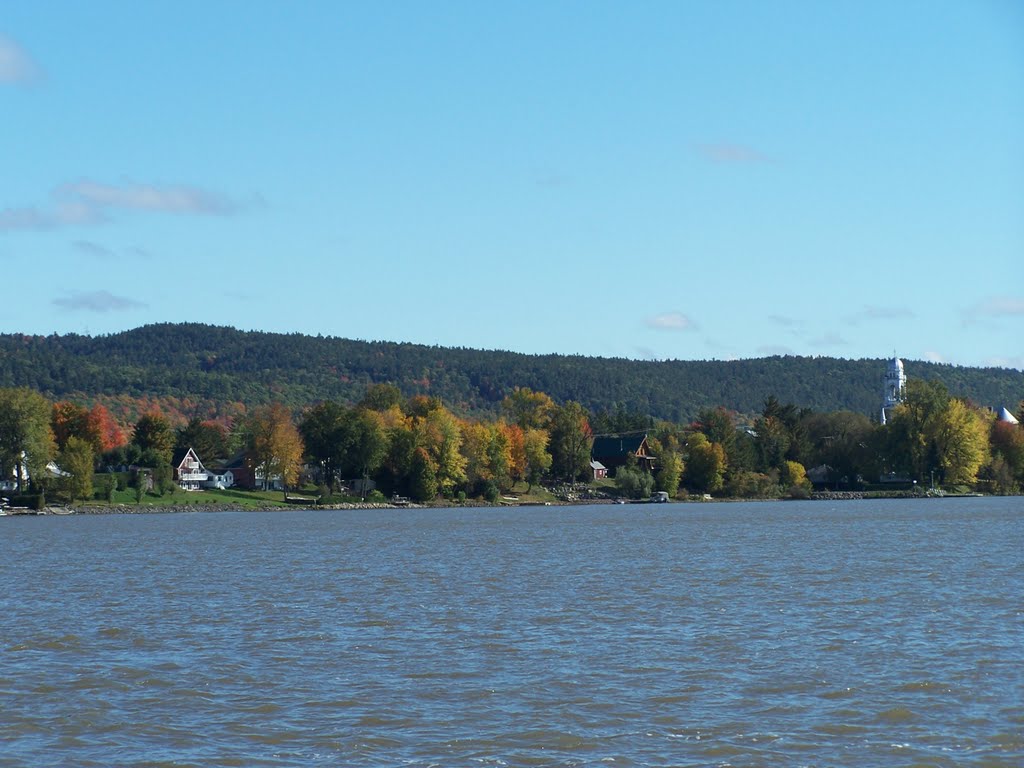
[1,491,979,517]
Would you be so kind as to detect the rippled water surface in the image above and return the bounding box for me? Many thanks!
[2,497,1022,767]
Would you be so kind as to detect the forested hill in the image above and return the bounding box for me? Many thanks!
[1,323,1020,424]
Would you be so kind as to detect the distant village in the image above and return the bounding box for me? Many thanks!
[2,356,1023,508]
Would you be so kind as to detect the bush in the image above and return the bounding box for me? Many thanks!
[615,465,655,499]
[481,481,501,503]
[787,484,811,500]
[366,489,386,503]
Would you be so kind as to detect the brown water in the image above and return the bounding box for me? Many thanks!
[1,497,1022,766]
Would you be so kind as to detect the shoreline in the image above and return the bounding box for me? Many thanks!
[1,490,988,517]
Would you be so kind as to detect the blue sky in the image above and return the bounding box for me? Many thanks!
[2,1,1022,368]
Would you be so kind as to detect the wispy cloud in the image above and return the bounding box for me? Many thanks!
[73,241,155,261]
[52,290,147,313]
[924,350,947,363]
[646,312,697,331]
[0,179,241,232]
[963,295,1024,323]
[0,34,41,84]
[696,143,769,164]
[58,180,236,215]
[768,314,800,327]
[73,240,115,259]
[845,305,916,325]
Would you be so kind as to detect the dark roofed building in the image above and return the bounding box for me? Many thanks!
[591,432,656,475]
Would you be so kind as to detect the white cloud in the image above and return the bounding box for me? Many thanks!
[57,180,236,215]
[963,295,1024,322]
[0,34,41,84]
[646,312,697,331]
[0,179,239,231]
[52,290,147,313]
[924,350,947,363]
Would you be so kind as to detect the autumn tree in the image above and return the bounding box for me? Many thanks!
[58,436,95,501]
[650,438,682,497]
[415,406,466,496]
[360,383,403,412]
[88,404,127,452]
[299,401,349,491]
[989,420,1024,491]
[549,401,592,482]
[132,412,175,466]
[685,433,726,494]
[52,402,101,452]
[409,446,438,502]
[0,387,56,493]
[340,408,389,496]
[780,460,811,496]
[175,418,231,464]
[883,379,950,480]
[502,387,555,431]
[246,403,305,494]
[693,407,737,456]
[503,423,527,489]
[523,428,553,492]
[461,421,493,488]
[932,399,990,485]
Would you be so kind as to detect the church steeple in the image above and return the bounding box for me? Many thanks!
[881,355,906,424]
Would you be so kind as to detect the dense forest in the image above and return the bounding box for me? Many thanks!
[0,323,1020,427]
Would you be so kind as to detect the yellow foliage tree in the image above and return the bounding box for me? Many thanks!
[933,399,990,485]
[247,403,304,494]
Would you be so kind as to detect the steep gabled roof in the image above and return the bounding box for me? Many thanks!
[174,446,205,471]
[998,406,1019,425]
[592,432,649,458]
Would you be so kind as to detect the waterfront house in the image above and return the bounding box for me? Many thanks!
[591,432,656,475]
[174,447,210,491]
[174,447,236,490]
[590,460,608,480]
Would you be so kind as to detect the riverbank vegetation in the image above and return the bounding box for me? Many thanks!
[1,376,1021,509]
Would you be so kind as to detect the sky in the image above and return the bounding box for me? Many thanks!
[2,1,1022,368]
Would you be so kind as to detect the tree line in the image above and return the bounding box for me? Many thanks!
[1,323,1021,427]
[1,379,1022,506]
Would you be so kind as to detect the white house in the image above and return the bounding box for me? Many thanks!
[1,457,67,491]
[204,469,234,490]
[175,447,209,490]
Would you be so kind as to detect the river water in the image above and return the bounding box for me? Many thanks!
[1,497,1022,767]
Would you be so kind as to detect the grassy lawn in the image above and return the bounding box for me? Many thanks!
[84,486,291,509]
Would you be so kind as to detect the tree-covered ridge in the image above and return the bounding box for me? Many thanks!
[0,323,1020,424]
